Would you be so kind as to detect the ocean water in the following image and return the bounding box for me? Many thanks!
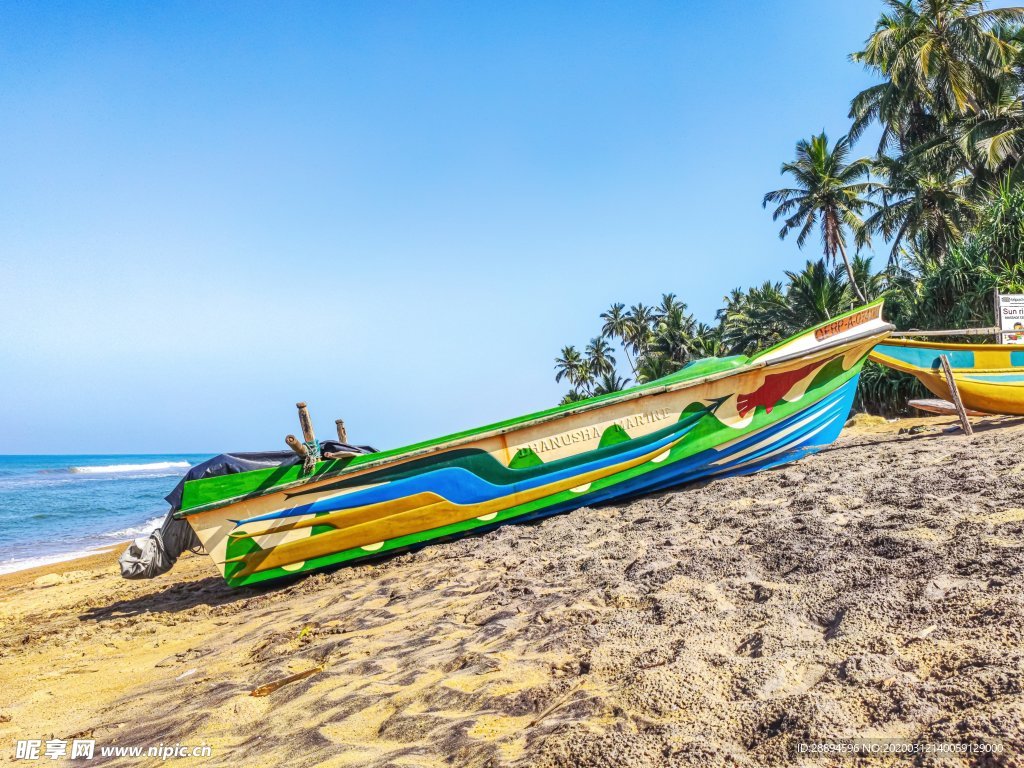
[0,454,212,574]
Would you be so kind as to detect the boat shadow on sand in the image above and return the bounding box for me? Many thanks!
[78,513,562,621]
[78,546,425,622]
[78,572,263,622]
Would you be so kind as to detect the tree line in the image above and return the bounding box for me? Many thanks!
[555,0,1024,414]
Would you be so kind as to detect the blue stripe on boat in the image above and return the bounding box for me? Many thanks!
[875,344,975,370]
[960,373,1024,382]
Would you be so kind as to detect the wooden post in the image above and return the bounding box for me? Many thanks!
[285,434,309,457]
[335,419,348,443]
[296,402,316,444]
[994,289,1002,343]
[940,354,974,436]
[890,326,1001,338]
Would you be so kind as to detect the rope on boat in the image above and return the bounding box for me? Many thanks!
[302,439,321,475]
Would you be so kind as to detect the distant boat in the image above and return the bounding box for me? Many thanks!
[870,338,1024,416]
[176,301,892,587]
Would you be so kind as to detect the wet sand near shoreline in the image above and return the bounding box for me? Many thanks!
[2,415,1023,766]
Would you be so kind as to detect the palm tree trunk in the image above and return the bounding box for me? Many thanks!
[836,239,867,303]
[620,343,637,379]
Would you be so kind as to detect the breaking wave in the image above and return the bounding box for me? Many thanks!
[101,515,167,539]
[0,548,114,576]
[69,461,191,475]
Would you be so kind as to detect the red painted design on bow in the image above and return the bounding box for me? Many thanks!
[736,360,824,418]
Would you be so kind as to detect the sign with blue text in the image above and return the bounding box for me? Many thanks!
[996,292,1024,344]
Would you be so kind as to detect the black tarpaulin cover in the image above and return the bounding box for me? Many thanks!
[120,441,377,580]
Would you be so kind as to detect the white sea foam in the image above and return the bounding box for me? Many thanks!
[100,515,166,539]
[69,461,191,474]
[0,515,166,576]
[0,547,118,576]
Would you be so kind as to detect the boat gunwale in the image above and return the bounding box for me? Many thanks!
[176,313,892,519]
[874,363,1024,377]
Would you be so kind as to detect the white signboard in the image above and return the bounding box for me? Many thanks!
[996,293,1024,344]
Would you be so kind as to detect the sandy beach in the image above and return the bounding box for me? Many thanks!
[2,415,1023,766]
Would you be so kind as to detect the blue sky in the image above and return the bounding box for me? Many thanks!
[1,1,887,454]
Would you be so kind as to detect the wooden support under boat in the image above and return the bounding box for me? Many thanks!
[940,354,974,436]
[908,399,985,417]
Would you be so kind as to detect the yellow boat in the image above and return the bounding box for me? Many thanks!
[870,338,1024,416]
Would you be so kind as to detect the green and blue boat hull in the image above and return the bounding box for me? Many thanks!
[177,301,891,587]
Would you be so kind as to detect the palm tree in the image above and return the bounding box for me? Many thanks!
[850,254,889,300]
[784,260,856,326]
[650,306,696,368]
[635,355,675,384]
[959,68,1024,178]
[690,323,725,359]
[716,287,748,326]
[559,390,588,405]
[585,337,617,377]
[624,303,656,362]
[600,302,629,340]
[851,0,1024,124]
[972,176,1024,267]
[593,371,629,395]
[554,346,590,395]
[654,293,687,320]
[599,302,635,376]
[849,1,1024,196]
[878,185,1024,337]
[720,281,792,356]
[849,78,942,154]
[763,132,877,302]
[863,152,978,263]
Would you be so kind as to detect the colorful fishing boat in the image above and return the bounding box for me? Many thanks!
[870,338,1024,416]
[172,301,891,587]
